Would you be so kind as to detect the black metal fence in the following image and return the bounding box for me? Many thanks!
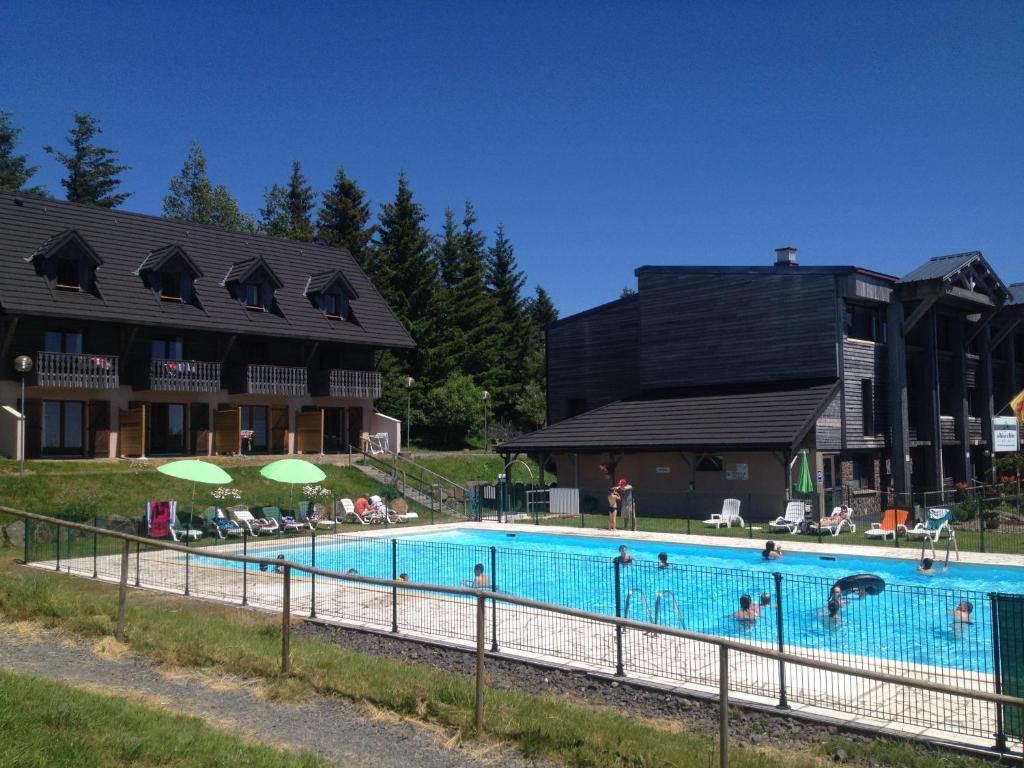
[18,509,1024,747]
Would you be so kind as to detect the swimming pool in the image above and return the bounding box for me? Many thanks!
[221,528,1024,673]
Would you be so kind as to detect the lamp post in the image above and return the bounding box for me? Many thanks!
[404,376,415,450]
[482,390,490,451]
[13,355,33,479]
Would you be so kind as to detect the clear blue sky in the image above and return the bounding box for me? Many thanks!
[3,1,1021,317]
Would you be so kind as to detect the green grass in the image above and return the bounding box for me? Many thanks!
[401,452,547,487]
[0,550,999,768]
[0,670,328,768]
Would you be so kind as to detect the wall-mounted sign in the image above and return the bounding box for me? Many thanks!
[726,463,749,481]
[655,466,670,474]
[993,417,1020,453]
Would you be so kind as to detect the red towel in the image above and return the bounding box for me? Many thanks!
[148,500,171,538]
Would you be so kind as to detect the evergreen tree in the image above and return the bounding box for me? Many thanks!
[486,223,528,419]
[316,164,376,271]
[259,160,315,241]
[0,111,45,195]
[436,208,461,290]
[44,113,130,207]
[162,142,255,233]
[519,284,559,427]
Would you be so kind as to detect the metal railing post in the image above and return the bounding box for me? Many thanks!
[773,572,789,709]
[116,539,129,642]
[135,540,140,587]
[979,492,987,553]
[991,593,1006,752]
[614,559,624,676]
[490,546,498,652]
[475,593,486,732]
[309,530,317,618]
[184,548,190,596]
[748,494,753,538]
[242,532,248,605]
[92,515,98,578]
[23,517,30,564]
[56,525,62,572]
[391,538,399,633]
[719,645,729,768]
[281,565,291,674]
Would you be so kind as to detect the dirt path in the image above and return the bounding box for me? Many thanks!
[0,621,554,768]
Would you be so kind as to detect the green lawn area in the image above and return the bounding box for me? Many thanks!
[401,452,547,486]
[0,549,993,768]
[0,670,328,768]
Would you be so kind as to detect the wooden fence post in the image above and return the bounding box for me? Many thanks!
[281,565,291,674]
[115,539,129,642]
[475,594,486,731]
[719,645,729,768]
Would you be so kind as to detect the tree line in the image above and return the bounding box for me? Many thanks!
[0,110,558,448]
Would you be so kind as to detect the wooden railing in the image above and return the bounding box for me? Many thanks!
[35,351,119,389]
[246,364,307,396]
[149,359,221,393]
[328,369,381,399]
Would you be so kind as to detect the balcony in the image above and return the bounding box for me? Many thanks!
[35,351,119,389]
[246,364,307,396]
[968,416,983,444]
[328,369,381,399]
[149,358,221,393]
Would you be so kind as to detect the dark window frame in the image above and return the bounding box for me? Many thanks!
[320,292,349,320]
[844,303,887,344]
[44,329,84,354]
[850,454,875,490]
[151,337,184,361]
[55,255,81,290]
[696,455,724,472]
[160,270,183,302]
[861,379,875,436]
[41,399,86,456]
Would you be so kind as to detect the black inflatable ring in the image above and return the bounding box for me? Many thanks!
[834,573,886,596]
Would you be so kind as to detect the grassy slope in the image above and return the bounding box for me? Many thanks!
[0,549,994,768]
[405,453,546,486]
[0,670,327,768]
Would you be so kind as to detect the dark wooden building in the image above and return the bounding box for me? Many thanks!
[0,194,413,460]
[501,247,1024,518]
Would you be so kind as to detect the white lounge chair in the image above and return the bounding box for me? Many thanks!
[769,501,807,533]
[906,508,954,542]
[230,507,273,536]
[816,506,856,536]
[703,499,743,528]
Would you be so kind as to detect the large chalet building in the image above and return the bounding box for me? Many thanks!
[0,193,413,460]
[500,247,1023,519]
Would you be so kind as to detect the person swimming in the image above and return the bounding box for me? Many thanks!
[952,600,974,624]
[762,540,783,560]
[733,594,759,622]
[274,554,286,574]
[917,557,935,576]
[614,545,634,565]
[657,552,670,568]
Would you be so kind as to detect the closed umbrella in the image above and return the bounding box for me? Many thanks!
[156,459,234,518]
[793,450,814,497]
[259,459,326,510]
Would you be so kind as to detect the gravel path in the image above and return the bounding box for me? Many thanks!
[0,622,555,768]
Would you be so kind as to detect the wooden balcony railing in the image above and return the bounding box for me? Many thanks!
[247,364,307,396]
[149,359,222,393]
[968,416,983,443]
[35,351,119,389]
[328,369,381,399]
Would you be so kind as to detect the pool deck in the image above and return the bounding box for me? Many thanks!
[27,521,1024,755]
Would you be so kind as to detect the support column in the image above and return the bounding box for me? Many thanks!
[979,324,995,483]
[886,297,912,494]
[1009,332,1020,400]
[951,317,971,484]
[922,308,943,491]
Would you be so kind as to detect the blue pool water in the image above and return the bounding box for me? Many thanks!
[218,528,1024,673]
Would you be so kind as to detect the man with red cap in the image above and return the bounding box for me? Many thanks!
[615,478,635,531]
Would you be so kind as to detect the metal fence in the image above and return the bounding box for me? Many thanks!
[13,506,1024,753]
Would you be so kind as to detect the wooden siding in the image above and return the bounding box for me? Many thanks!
[213,408,240,454]
[296,409,324,454]
[815,390,842,450]
[636,272,839,391]
[546,297,640,424]
[119,405,146,457]
[842,339,887,450]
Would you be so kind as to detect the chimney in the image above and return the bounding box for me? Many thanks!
[775,246,798,267]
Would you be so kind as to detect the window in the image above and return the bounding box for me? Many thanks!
[936,315,953,352]
[850,455,875,489]
[160,271,182,301]
[696,455,724,472]
[44,330,83,354]
[151,338,183,361]
[845,304,887,343]
[150,403,186,454]
[320,292,349,319]
[240,405,269,453]
[41,400,85,456]
[861,379,875,436]
[56,256,80,290]
[241,281,273,312]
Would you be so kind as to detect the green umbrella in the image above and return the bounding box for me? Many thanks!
[259,459,326,510]
[157,460,234,518]
[793,450,814,496]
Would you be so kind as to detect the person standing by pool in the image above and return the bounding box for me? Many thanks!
[607,486,621,530]
[614,545,633,565]
[616,478,635,531]
[762,541,783,560]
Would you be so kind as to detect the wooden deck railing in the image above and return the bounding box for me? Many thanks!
[149,359,222,393]
[246,364,307,396]
[328,369,381,399]
[35,351,119,389]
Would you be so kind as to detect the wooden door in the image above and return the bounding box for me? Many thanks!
[119,404,147,457]
[190,403,210,455]
[295,409,324,454]
[270,405,288,454]
[213,408,240,454]
[88,400,110,458]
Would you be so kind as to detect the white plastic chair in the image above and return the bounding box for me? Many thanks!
[769,501,807,533]
[703,498,744,528]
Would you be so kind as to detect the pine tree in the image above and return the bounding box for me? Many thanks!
[436,208,461,290]
[316,164,376,271]
[162,142,255,233]
[44,113,130,207]
[519,284,559,427]
[259,160,315,241]
[0,111,45,195]
[486,223,528,420]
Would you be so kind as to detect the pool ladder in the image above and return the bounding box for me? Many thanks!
[623,589,685,628]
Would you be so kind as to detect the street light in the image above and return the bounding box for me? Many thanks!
[13,355,33,479]
[404,376,415,450]
[481,390,490,451]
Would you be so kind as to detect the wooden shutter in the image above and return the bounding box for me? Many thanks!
[24,398,42,459]
[88,400,111,458]
[296,409,324,455]
[213,407,240,454]
[270,405,288,454]
[119,404,147,457]
[190,403,210,455]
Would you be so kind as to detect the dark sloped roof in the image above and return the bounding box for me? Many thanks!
[305,268,359,299]
[27,228,103,266]
[1010,283,1024,306]
[220,256,283,289]
[898,251,980,284]
[135,244,202,278]
[498,381,839,453]
[0,194,414,349]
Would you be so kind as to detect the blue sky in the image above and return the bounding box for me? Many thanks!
[2,1,1021,317]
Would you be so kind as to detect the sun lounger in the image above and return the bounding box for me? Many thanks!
[278,512,305,533]
[338,497,380,524]
[260,507,284,533]
[703,499,743,528]
[229,507,273,536]
[906,508,955,542]
[865,508,909,540]
[815,506,856,536]
[769,501,807,533]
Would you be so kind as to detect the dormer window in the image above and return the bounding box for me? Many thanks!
[135,244,202,307]
[56,255,80,290]
[243,281,269,312]
[160,271,183,302]
[304,268,358,323]
[320,292,349,320]
[27,229,103,298]
[222,257,283,316]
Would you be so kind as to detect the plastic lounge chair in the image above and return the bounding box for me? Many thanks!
[229,507,271,536]
[816,507,856,537]
[865,508,909,540]
[260,507,284,533]
[339,498,377,524]
[169,519,203,542]
[906,508,954,542]
[307,502,335,530]
[214,516,244,539]
[769,501,807,533]
[278,512,305,533]
[703,499,743,528]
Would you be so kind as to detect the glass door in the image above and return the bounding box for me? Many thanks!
[41,400,85,456]
[150,403,186,455]
[240,405,269,453]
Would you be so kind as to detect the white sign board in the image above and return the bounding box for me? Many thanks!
[725,463,749,481]
[993,417,1020,453]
